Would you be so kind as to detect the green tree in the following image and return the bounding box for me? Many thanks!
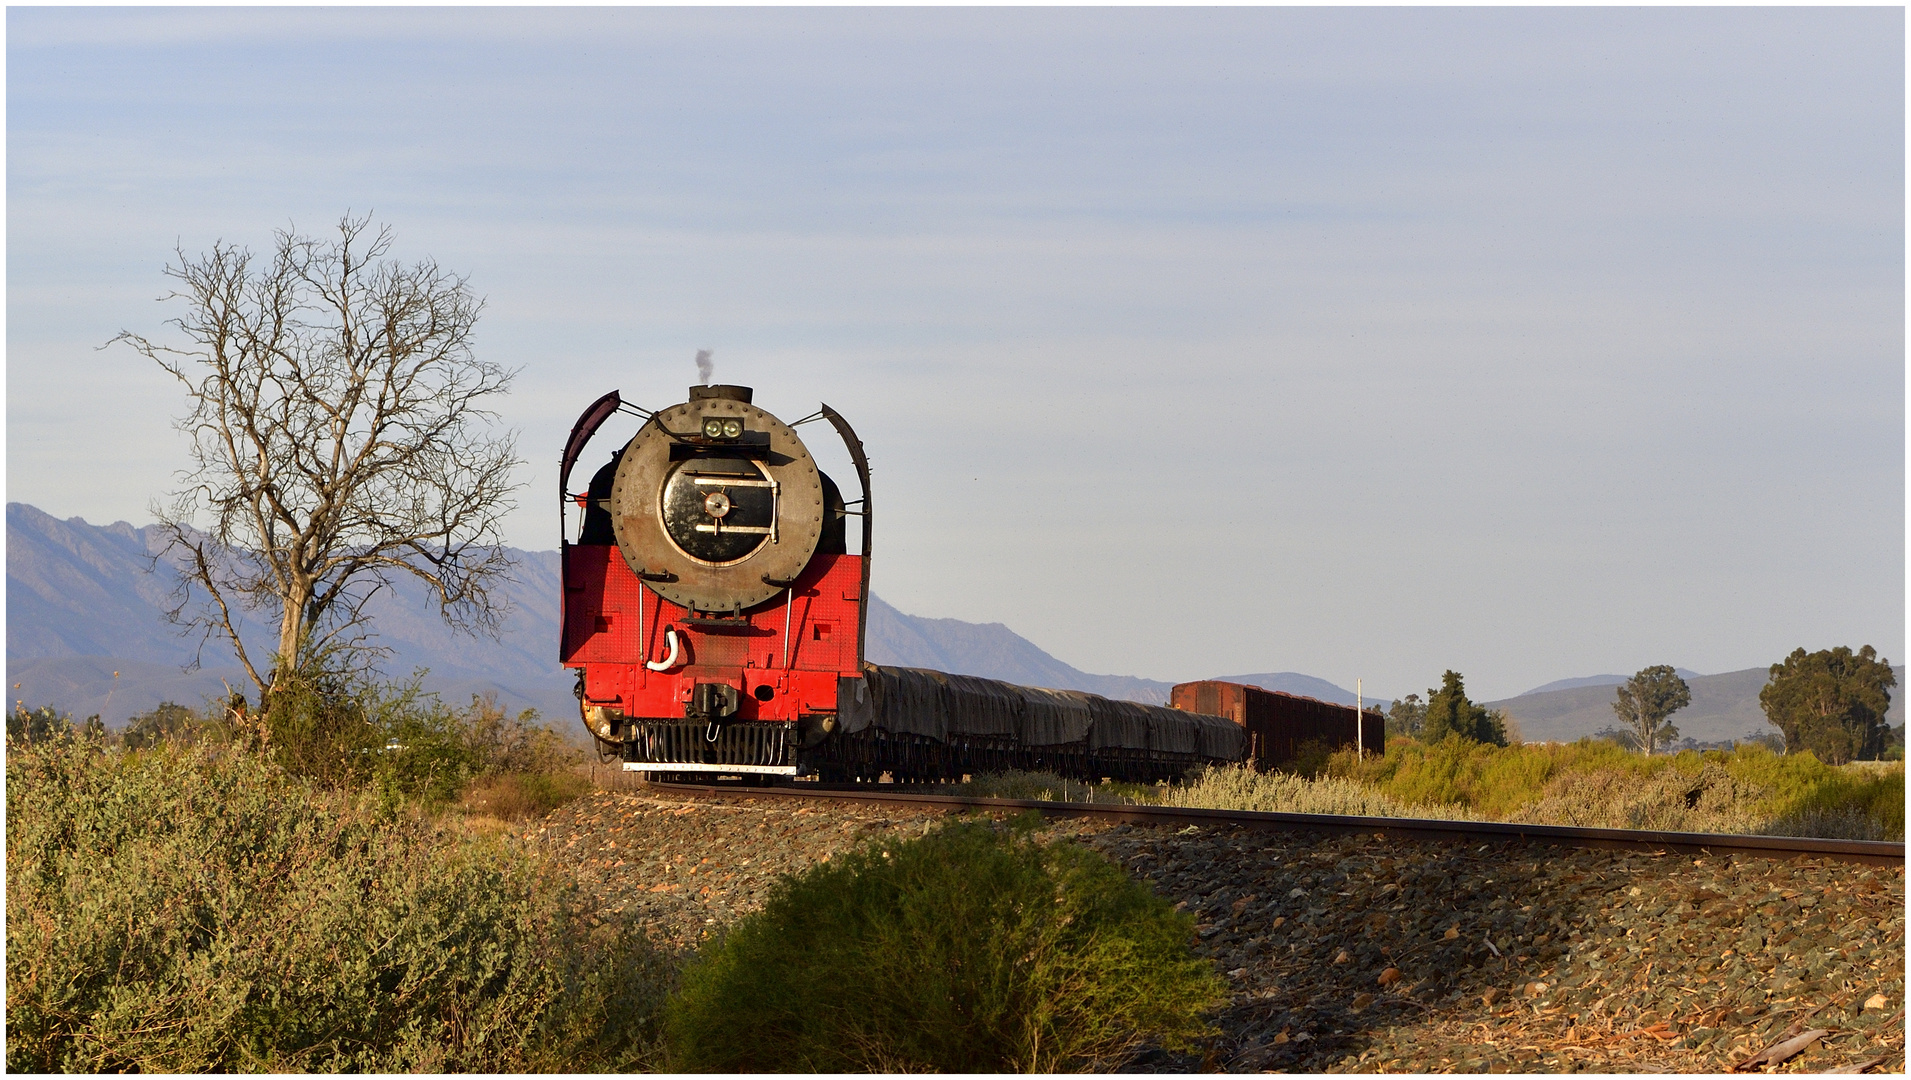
[1758,645,1896,764]
[1610,665,1691,756]
[1421,670,1505,746]
[1386,694,1427,738]
[1483,706,1517,746]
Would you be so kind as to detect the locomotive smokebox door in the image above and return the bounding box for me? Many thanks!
[607,385,826,612]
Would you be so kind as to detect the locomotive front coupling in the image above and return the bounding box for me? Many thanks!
[687,682,740,723]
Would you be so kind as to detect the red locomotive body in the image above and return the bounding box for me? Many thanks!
[1169,680,1383,769]
[561,546,864,744]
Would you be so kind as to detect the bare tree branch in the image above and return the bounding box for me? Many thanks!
[111,213,522,700]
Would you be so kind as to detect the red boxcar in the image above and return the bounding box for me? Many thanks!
[1169,680,1382,769]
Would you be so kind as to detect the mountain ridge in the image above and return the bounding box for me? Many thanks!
[8,503,1384,726]
[1518,669,1703,697]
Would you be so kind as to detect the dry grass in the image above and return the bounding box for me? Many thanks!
[1160,767,1471,820]
[1173,741,1905,841]
[961,740,1903,841]
[956,770,1159,804]
[461,768,596,821]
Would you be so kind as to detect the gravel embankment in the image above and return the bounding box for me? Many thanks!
[534,788,954,953]
[536,789,1905,1073]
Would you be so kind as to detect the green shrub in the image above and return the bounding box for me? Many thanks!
[1730,748,1905,840]
[1275,736,1338,779]
[258,647,585,815]
[5,734,668,1072]
[1180,741,1903,840]
[1317,738,1906,840]
[666,818,1224,1072]
[257,650,390,787]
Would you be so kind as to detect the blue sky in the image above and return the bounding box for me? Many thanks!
[7,8,1903,701]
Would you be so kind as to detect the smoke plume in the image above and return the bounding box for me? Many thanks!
[695,348,715,385]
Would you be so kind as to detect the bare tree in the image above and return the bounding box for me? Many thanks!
[112,214,521,700]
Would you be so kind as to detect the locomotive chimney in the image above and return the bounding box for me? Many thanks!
[688,384,753,403]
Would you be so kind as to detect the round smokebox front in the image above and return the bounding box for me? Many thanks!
[608,389,825,612]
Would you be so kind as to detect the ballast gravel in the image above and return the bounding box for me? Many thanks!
[534,788,952,954]
[535,788,1905,1073]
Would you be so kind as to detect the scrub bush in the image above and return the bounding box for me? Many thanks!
[665,818,1224,1072]
[6,734,668,1073]
[8,704,106,744]
[263,654,586,817]
[1728,746,1904,840]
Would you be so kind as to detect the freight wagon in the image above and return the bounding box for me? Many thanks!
[1169,681,1383,770]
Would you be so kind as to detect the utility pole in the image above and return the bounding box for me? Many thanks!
[1356,678,1364,761]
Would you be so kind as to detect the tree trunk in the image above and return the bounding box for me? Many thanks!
[276,580,312,690]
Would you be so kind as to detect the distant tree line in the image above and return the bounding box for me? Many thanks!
[1384,644,1897,763]
[1384,671,1511,747]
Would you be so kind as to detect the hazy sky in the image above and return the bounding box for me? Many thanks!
[8,8,1903,701]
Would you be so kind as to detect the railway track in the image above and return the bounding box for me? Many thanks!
[647,779,1905,867]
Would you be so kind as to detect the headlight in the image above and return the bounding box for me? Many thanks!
[701,416,745,441]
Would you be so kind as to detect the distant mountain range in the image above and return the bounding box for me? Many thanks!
[1517,670,1703,697]
[6,503,1381,728]
[7,502,568,723]
[9,502,1895,746]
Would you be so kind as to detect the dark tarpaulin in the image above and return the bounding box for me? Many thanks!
[1018,685,1096,746]
[1144,706,1200,756]
[1086,695,1153,751]
[836,674,877,734]
[851,666,948,740]
[1190,712,1246,761]
[845,663,1240,760]
[938,672,1024,738]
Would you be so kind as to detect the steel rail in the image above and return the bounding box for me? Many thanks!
[646,781,1904,867]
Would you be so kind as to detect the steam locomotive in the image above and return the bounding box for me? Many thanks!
[559,384,1367,783]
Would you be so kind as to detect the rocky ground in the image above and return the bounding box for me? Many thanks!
[534,788,1905,1073]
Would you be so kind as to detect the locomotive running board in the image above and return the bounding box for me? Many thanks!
[622,761,799,775]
